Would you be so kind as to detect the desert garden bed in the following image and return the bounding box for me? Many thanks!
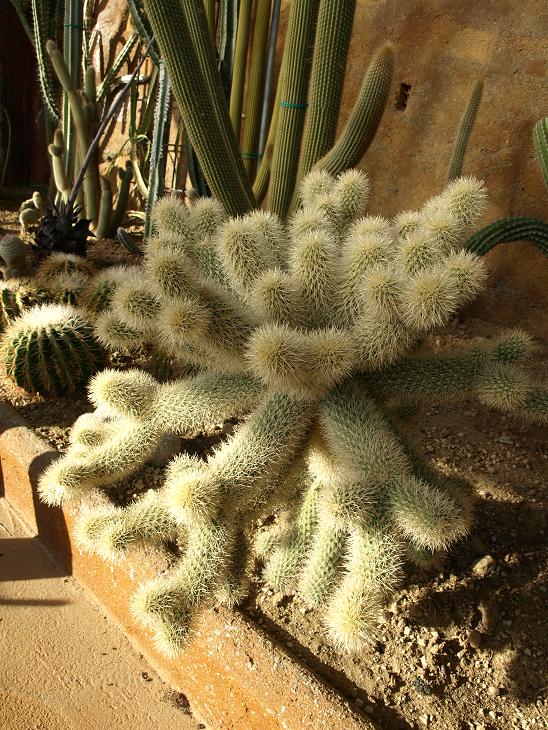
[1,192,546,729]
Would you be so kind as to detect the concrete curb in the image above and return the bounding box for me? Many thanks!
[0,402,372,730]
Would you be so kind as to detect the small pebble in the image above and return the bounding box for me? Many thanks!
[365,705,374,714]
[467,629,483,649]
[471,555,496,577]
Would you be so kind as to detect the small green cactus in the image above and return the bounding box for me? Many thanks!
[0,235,27,279]
[39,169,547,657]
[0,279,52,329]
[1,303,105,395]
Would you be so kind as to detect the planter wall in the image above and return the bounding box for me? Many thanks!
[0,402,372,730]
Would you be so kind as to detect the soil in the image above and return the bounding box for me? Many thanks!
[1,202,546,730]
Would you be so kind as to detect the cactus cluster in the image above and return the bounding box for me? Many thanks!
[38,169,547,656]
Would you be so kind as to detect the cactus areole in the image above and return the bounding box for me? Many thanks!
[39,170,547,656]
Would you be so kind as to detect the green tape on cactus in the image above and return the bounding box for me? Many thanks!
[2,303,105,395]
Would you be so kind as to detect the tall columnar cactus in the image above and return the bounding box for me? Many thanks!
[39,170,547,656]
[447,80,483,182]
[294,0,356,185]
[1,303,105,395]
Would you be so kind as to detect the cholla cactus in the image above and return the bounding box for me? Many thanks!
[39,170,547,655]
[1,303,105,395]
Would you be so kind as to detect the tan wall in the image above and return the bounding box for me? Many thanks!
[297,0,548,338]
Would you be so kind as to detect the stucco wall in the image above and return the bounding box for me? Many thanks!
[96,0,548,337]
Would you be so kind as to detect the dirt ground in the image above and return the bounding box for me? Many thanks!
[0,203,547,730]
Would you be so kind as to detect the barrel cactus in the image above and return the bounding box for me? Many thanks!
[1,303,105,395]
[0,235,27,279]
[38,170,547,655]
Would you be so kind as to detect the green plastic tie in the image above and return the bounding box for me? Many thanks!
[241,152,264,160]
[280,101,309,109]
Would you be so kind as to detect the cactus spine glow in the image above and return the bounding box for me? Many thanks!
[39,170,548,655]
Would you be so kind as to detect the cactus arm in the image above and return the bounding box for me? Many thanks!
[267,0,321,219]
[314,43,394,177]
[46,40,98,224]
[48,133,71,202]
[31,0,59,123]
[252,71,281,204]
[204,0,216,43]
[109,162,134,235]
[153,372,264,435]
[127,0,160,65]
[465,216,548,256]
[144,62,172,240]
[258,0,281,158]
[447,80,483,182]
[294,0,356,189]
[240,0,272,179]
[96,31,140,104]
[142,0,255,216]
[229,0,253,141]
[533,116,548,193]
[94,176,113,239]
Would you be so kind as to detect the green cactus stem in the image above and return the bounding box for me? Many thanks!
[314,43,394,177]
[447,80,483,182]
[142,0,255,216]
[49,129,71,202]
[533,116,548,193]
[46,40,98,226]
[240,0,272,179]
[295,0,356,187]
[229,0,253,141]
[465,216,548,257]
[267,0,321,219]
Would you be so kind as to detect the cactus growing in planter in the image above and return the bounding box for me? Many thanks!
[38,170,547,656]
[1,303,105,395]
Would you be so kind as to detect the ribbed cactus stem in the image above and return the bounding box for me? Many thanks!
[465,217,548,257]
[315,43,394,176]
[267,0,321,219]
[204,0,216,42]
[533,117,548,193]
[84,65,98,123]
[229,0,254,141]
[240,0,272,179]
[253,73,282,204]
[143,0,255,215]
[180,0,256,205]
[95,177,113,239]
[46,40,98,226]
[295,0,356,188]
[31,0,59,123]
[109,162,134,235]
[447,80,483,182]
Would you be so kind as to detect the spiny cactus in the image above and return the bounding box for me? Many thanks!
[0,235,27,279]
[1,303,105,395]
[19,192,43,235]
[0,279,52,329]
[39,170,547,656]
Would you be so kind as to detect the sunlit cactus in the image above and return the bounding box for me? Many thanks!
[39,169,548,656]
[1,303,105,395]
